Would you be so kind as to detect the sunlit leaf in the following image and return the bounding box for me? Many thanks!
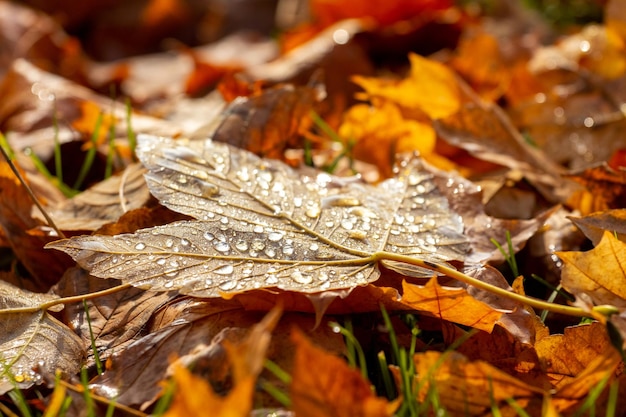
[400,278,502,333]
[47,134,469,298]
[353,53,460,120]
[568,209,626,245]
[0,280,84,395]
[290,328,400,417]
[557,231,626,308]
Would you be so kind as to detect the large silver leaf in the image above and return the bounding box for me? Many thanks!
[0,280,84,394]
[47,134,469,296]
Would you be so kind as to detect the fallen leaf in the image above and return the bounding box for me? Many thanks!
[568,209,626,245]
[558,230,626,308]
[535,321,614,388]
[210,82,325,159]
[400,278,502,333]
[566,163,626,214]
[44,163,151,231]
[290,328,400,417]
[0,280,84,395]
[163,306,281,417]
[413,350,543,415]
[47,134,469,299]
[55,267,176,367]
[353,53,460,120]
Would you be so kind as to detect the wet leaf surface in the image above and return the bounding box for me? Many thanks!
[48,135,469,298]
[0,280,84,395]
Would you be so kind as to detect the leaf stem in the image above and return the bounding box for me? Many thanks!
[0,283,133,315]
[372,251,617,321]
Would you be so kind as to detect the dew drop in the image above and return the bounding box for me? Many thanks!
[268,232,283,242]
[203,232,215,241]
[291,270,313,284]
[219,280,237,291]
[251,239,266,251]
[349,230,367,240]
[293,197,303,207]
[306,205,321,218]
[175,174,188,184]
[165,270,178,278]
[309,243,319,251]
[169,260,180,268]
[214,241,230,252]
[340,219,354,230]
[253,225,264,233]
[165,238,174,248]
[235,240,249,251]
[111,256,119,264]
[264,248,276,258]
[215,265,234,275]
[205,278,213,286]
[282,244,294,255]
[156,258,166,265]
[237,168,251,182]
[180,238,190,246]
[325,221,335,228]
[265,274,278,284]
[134,242,146,251]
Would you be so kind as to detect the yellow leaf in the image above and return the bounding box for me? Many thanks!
[71,101,116,148]
[413,350,543,415]
[339,102,436,177]
[352,53,460,119]
[557,231,626,307]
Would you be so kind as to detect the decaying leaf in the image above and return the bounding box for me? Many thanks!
[568,208,626,245]
[47,134,469,299]
[55,267,176,366]
[0,280,84,395]
[163,306,281,417]
[290,328,400,417]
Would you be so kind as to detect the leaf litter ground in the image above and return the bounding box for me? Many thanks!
[2,0,626,416]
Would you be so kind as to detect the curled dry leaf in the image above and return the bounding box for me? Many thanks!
[45,163,150,231]
[568,208,626,245]
[0,280,84,395]
[47,134,469,300]
[290,328,400,417]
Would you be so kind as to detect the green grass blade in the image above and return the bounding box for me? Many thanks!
[82,300,103,375]
[73,112,102,190]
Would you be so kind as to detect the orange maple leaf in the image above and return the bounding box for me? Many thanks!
[290,328,400,417]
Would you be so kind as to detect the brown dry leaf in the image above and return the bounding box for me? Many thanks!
[535,321,614,388]
[352,53,460,120]
[55,267,176,367]
[163,306,281,417]
[290,328,400,417]
[48,135,470,300]
[434,102,577,204]
[45,163,151,231]
[0,280,84,395]
[568,209,626,245]
[566,163,626,215]
[558,230,626,308]
[399,278,502,333]
[413,350,543,415]
[210,82,325,159]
